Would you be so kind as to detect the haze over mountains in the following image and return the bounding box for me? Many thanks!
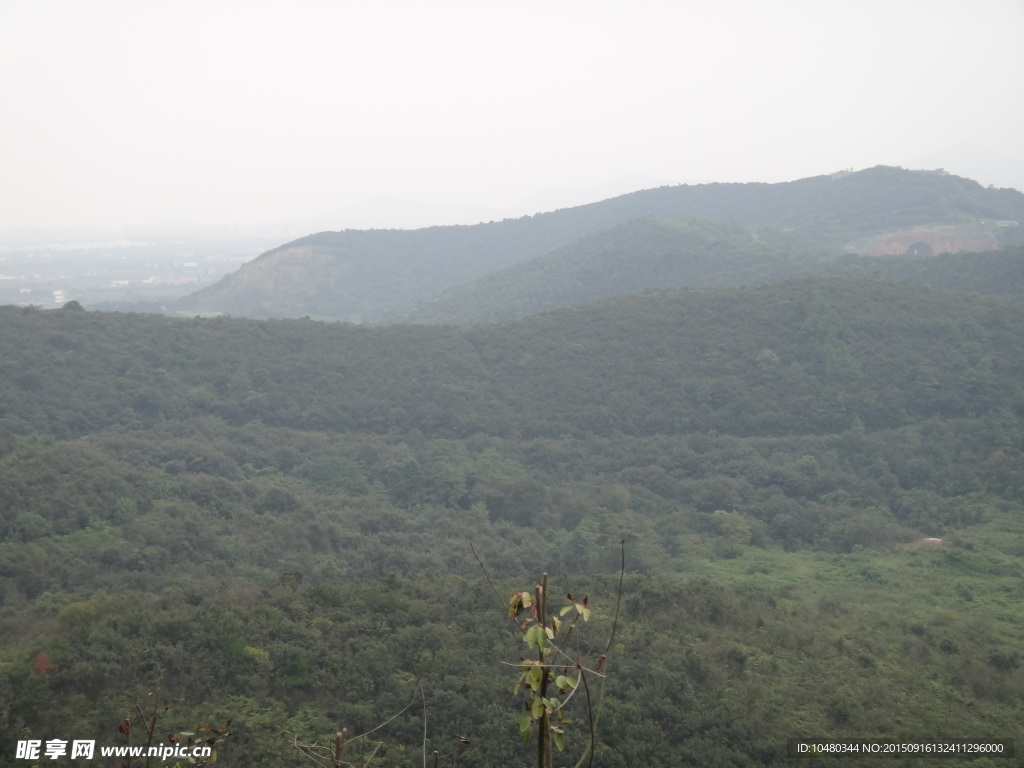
[300,146,1024,233]
[174,165,1024,324]
[298,173,671,233]
[910,144,1024,195]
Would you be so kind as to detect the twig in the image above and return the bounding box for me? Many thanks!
[135,703,156,768]
[291,738,335,768]
[348,687,417,742]
[573,539,626,768]
[499,660,605,678]
[470,541,525,631]
[572,668,596,768]
[602,540,626,656]
[294,685,417,768]
[418,673,427,768]
[362,741,383,767]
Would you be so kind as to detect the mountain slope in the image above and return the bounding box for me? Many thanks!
[400,233,1024,326]
[4,278,1024,764]
[394,217,832,325]
[173,166,1024,321]
[465,277,1024,438]
[7,277,1023,442]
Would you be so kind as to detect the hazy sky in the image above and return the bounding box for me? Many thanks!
[2,0,1023,231]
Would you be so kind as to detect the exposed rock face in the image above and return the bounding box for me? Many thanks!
[855,225,999,256]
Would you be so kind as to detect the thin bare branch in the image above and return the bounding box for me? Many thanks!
[291,738,335,768]
[470,540,526,632]
[570,669,596,768]
[602,540,626,656]
[574,539,626,768]
[347,688,417,743]
[361,741,383,767]
[418,674,427,768]
[499,660,606,678]
[469,541,505,608]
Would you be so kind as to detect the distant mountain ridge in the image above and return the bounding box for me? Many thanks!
[174,166,1024,322]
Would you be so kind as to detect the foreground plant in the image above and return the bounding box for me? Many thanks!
[508,561,621,768]
[118,688,229,768]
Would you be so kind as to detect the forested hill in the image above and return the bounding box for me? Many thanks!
[6,277,1023,441]
[172,166,1024,321]
[397,235,1024,326]
[468,278,1024,437]
[4,278,1024,766]
[393,218,831,326]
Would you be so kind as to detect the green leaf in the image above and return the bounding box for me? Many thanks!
[520,714,532,736]
[552,728,566,752]
[528,665,543,691]
[531,697,545,718]
[559,605,573,617]
[524,625,538,648]
[508,591,532,618]
[524,624,546,650]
